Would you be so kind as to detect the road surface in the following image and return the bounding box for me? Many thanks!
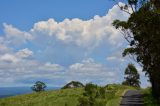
[120,90,144,106]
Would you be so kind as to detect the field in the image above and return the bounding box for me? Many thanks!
[0,84,135,106]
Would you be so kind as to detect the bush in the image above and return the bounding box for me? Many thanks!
[78,96,90,106]
[99,87,106,98]
[78,83,107,106]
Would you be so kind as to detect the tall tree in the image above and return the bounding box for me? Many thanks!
[122,63,140,87]
[113,0,160,100]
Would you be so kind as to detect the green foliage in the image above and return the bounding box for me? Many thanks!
[122,63,140,87]
[113,0,160,100]
[83,83,98,97]
[78,83,107,106]
[65,103,68,106]
[78,83,135,106]
[78,96,90,106]
[62,81,84,89]
[99,87,106,98]
[141,88,160,106]
[31,81,47,92]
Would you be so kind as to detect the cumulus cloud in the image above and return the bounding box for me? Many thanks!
[3,23,32,45]
[0,44,11,54]
[0,54,18,63]
[30,3,129,49]
[67,58,119,84]
[16,48,33,58]
[38,62,64,71]
[0,47,37,86]
[0,48,33,63]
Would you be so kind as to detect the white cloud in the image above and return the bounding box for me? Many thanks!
[16,48,33,58]
[69,58,105,73]
[0,54,18,63]
[106,49,127,62]
[3,23,32,45]
[106,56,125,62]
[0,48,35,71]
[67,58,118,85]
[30,3,129,49]
[38,62,64,71]
[0,44,11,54]
[0,48,33,63]
[0,55,119,86]
[106,56,117,61]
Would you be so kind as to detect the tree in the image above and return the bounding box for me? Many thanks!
[122,63,140,87]
[62,81,84,89]
[113,0,160,100]
[31,81,47,92]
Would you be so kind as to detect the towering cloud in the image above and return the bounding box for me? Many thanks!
[30,3,129,49]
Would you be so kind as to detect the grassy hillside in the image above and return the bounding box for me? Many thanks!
[0,84,135,106]
[0,88,83,106]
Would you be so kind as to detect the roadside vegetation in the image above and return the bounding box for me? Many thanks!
[141,88,160,106]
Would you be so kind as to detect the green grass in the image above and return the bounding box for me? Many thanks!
[0,88,83,106]
[141,88,160,106]
[0,84,135,106]
[106,84,135,106]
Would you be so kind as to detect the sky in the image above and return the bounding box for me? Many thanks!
[0,0,149,87]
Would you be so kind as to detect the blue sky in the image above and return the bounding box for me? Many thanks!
[0,0,115,33]
[0,0,149,87]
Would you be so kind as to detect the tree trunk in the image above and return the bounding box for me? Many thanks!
[150,71,160,101]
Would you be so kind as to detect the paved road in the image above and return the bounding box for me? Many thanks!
[120,90,144,106]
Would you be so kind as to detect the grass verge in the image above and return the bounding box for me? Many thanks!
[106,84,135,106]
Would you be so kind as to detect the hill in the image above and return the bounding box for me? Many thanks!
[0,84,135,106]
